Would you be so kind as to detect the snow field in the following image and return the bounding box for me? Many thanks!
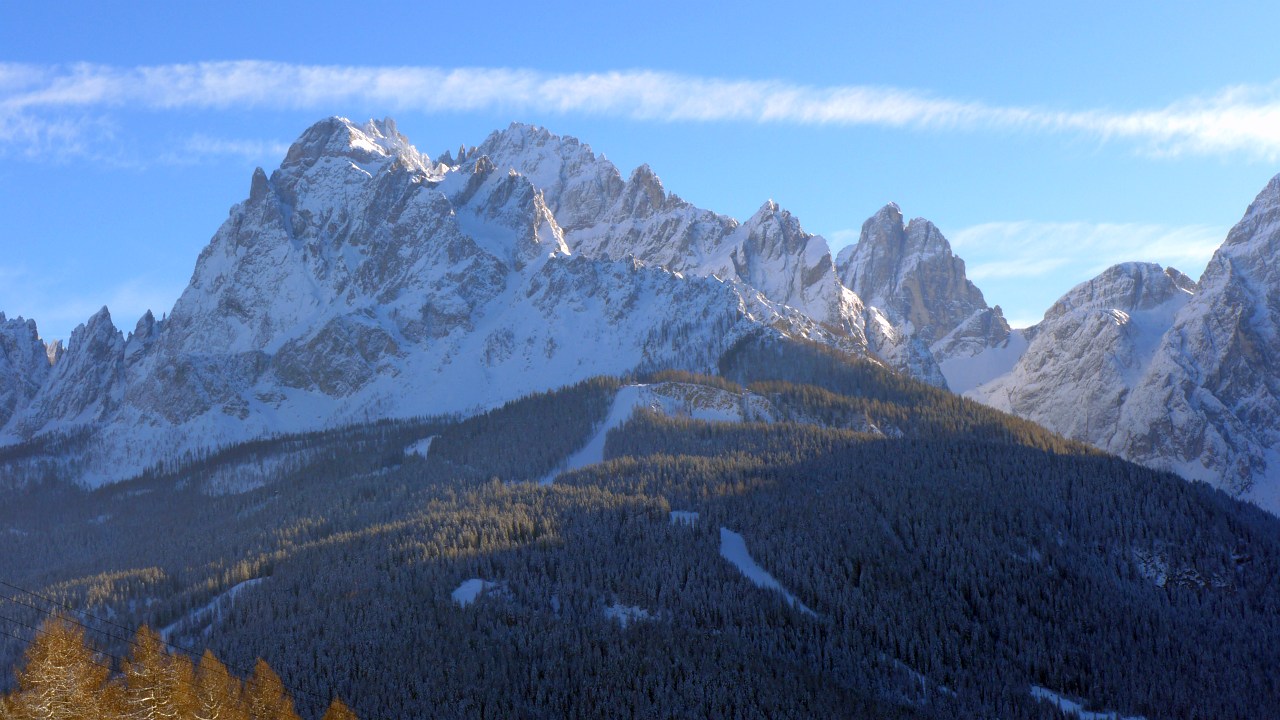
[718,527,815,616]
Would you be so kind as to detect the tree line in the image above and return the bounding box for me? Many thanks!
[0,340,1277,717]
[1,615,356,720]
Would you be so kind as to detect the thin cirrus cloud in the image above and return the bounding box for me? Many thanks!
[156,134,293,165]
[950,220,1225,282]
[0,264,186,342]
[5,61,1280,159]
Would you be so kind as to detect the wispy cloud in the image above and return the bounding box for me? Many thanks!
[950,221,1224,281]
[156,134,292,165]
[0,264,184,343]
[6,62,1280,160]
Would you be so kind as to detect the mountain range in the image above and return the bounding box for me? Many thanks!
[3,117,1280,718]
[2,116,1280,514]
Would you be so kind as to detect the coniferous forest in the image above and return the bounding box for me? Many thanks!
[0,336,1277,718]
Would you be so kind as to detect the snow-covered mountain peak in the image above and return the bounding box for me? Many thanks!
[124,310,161,365]
[127,309,155,342]
[0,314,52,431]
[1220,172,1280,250]
[11,305,125,437]
[743,199,791,231]
[473,122,624,231]
[73,306,118,346]
[833,203,1011,390]
[280,116,429,176]
[835,204,901,266]
[482,121,563,150]
[1042,262,1197,324]
[616,163,687,218]
[872,201,903,222]
[837,203,997,346]
[0,313,35,336]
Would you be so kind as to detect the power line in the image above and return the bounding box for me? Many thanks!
[0,618,121,681]
[0,580,369,718]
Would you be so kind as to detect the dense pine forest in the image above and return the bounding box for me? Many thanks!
[0,335,1277,717]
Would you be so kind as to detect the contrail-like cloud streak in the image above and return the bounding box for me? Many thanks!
[4,61,1280,158]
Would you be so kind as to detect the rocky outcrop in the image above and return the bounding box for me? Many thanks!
[0,314,53,431]
[17,307,125,434]
[970,263,1195,450]
[1112,177,1280,507]
[0,117,862,484]
[837,203,1012,389]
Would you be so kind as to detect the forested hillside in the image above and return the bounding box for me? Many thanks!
[0,617,355,719]
[0,346,1276,718]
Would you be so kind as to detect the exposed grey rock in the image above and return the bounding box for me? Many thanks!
[0,117,864,485]
[970,262,1195,450]
[837,203,1004,347]
[0,314,52,430]
[836,203,1010,388]
[17,306,125,434]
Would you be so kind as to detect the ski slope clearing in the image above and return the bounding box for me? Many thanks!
[1030,686,1146,720]
[160,578,264,640]
[541,382,773,484]
[719,527,815,616]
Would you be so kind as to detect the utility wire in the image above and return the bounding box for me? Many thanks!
[0,619,122,681]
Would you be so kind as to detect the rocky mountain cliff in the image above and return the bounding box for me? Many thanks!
[1112,176,1280,509]
[970,263,1196,449]
[837,203,1014,390]
[0,314,53,430]
[0,118,860,482]
[473,124,1018,383]
[473,124,866,340]
[12,116,1279,513]
[969,175,1280,512]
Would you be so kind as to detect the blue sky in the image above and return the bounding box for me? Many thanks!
[4,1,1280,340]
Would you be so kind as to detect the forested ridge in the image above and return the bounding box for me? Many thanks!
[0,339,1276,718]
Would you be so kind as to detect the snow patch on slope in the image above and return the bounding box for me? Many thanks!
[541,382,774,484]
[603,602,654,627]
[451,578,500,607]
[405,435,437,458]
[1030,686,1146,720]
[938,329,1028,395]
[719,527,815,616]
[160,578,264,640]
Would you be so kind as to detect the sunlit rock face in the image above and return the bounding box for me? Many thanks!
[0,118,864,485]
